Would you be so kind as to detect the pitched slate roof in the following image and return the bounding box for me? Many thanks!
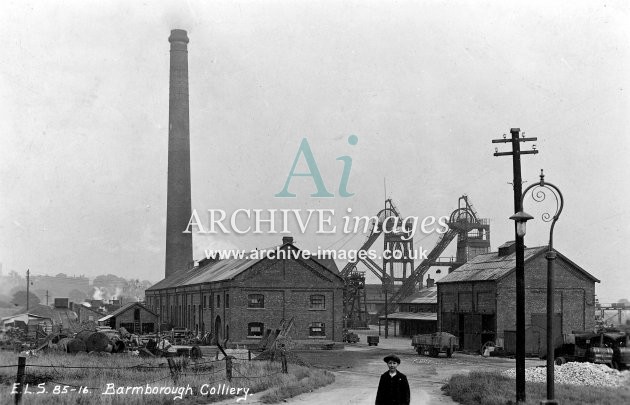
[147,242,342,291]
[436,246,599,284]
[398,286,438,304]
[98,302,157,322]
[148,256,261,291]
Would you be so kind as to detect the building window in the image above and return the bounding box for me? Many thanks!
[248,294,264,308]
[204,296,207,309]
[248,322,264,337]
[216,294,221,308]
[309,294,325,310]
[309,322,325,337]
[226,293,230,308]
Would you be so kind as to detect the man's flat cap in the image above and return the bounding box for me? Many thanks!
[383,354,401,364]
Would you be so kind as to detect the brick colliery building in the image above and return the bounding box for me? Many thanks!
[436,241,599,355]
[145,237,344,344]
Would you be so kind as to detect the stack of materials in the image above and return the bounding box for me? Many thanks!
[503,362,630,388]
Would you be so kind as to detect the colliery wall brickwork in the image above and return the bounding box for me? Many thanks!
[496,255,596,336]
[146,256,344,344]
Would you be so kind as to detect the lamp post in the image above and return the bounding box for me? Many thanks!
[509,210,533,404]
[520,169,564,405]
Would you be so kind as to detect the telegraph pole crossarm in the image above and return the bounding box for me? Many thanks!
[491,128,538,404]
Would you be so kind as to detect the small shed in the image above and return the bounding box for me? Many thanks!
[1,313,53,335]
[98,302,158,334]
[378,312,438,337]
[437,242,599,354]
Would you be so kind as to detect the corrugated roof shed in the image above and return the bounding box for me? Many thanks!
[437,246,599,284]
[378,312,437,321]
[398,286,438,304]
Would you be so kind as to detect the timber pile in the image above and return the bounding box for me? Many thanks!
[503,362,630,388]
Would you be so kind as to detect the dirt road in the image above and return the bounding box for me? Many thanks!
[213,328,544,404]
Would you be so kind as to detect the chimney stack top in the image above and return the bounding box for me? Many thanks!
[169,29,189,44]
[282,236,294,245]
[498,241,518,257]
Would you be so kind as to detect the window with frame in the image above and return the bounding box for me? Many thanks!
[248,294,264,308]
[247,322,264,337]
[309,322,325,337]
[309,294,325,310]
[216,294,221,308]
[203,296,207,309]
[226,293,230,309]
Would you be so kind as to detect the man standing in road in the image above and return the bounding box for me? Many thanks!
[375,354,410,405]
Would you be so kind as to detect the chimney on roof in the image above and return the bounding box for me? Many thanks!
[198,256,220,268]
[165,29,193,279]
[426,276,435,288]
[498,241,517,257]
[282,236,294,245]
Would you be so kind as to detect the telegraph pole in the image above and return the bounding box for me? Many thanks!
[384,285,388,338]
[46,290,49,306]
[492,128,537,403]
[26,269,30,312]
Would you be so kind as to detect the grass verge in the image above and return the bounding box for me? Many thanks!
[441,371,630,405]
[259,366,335,404]
[0,350,334,404]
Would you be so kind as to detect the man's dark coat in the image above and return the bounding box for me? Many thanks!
[375,370,410,405]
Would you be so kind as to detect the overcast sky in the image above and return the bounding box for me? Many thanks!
[1,0,628,303]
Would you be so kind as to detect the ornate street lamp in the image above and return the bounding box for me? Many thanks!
[521,169,564,405]
[510,211,534,237]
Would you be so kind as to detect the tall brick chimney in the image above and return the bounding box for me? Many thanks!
[165,29,193,278]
